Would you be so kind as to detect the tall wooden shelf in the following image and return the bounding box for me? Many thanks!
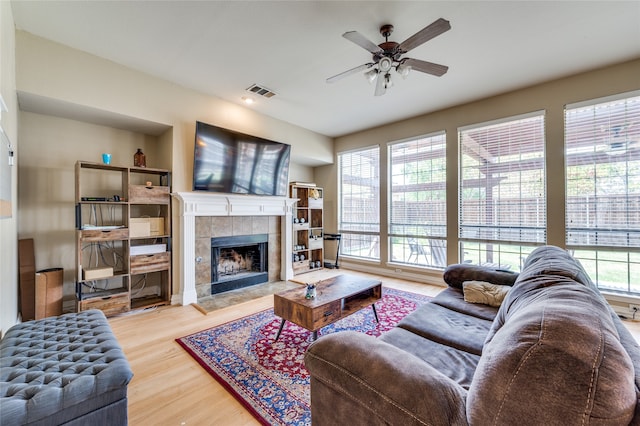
[290,183,324,275]
[75,161,171,316]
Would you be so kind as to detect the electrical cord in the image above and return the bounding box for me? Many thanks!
[131,274,148,297]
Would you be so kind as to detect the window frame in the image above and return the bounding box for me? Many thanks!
[387,131,447,269]
[458,110,547,271]
[337,145,381,262]
[564,90,640,295]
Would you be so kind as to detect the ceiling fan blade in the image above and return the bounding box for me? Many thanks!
[326,63,374,83]
[374,71,386,96]
[403,58,449,76]
[398,18,451,53]
[343,31,384,54]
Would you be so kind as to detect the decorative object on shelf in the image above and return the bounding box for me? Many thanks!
[305,283,316,299]
[102,153,111,165]
[133,148,146,167]
[294,217,299,223]
[310,188,320,199]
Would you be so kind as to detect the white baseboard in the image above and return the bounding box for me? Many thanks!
[604,292,640,321]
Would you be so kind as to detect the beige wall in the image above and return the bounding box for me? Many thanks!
[15,31,332,192]
[319,59,640,282]
[17,112,166,308]
[14,31,332,316]
[0,1,18,335]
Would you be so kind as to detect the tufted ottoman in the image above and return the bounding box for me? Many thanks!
[0,310,133,425]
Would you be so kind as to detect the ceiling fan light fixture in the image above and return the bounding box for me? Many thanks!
[364,68,378,84]
[378,56,393,73]
[396,63,412,79]
[384,73,393,89]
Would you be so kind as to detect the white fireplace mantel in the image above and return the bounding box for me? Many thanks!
[171,192,297,306]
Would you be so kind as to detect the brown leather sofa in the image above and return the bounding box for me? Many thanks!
[305,245,640,425]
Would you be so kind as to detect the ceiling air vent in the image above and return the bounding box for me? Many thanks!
[246,84,276,98]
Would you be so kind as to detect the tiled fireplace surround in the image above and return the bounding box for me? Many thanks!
[195,216,280,298]
[172,192,296,306]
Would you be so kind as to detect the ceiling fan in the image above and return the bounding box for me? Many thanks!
[327,18,451,96]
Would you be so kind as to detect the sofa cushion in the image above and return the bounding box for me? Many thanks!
[443,263,518,289]
[305,331,468,426]
[380,327,480,390]
[462,281,511,307]
[431,287,499,321]
[517,244,595,289]
[467,247,636,425]
[396,302,492,356]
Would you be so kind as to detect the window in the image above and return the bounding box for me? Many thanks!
[565,91,640,294]
[388,132,447,268]
[459,112,546,271]
[338,146,380,260]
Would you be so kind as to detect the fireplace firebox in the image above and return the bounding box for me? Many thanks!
[211,234,268,294]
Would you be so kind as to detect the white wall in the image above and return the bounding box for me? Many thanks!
[0,0,18,335]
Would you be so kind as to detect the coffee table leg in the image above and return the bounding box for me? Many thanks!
[312,330,318,341]
[274,318,286,341]
[372,303,379,323]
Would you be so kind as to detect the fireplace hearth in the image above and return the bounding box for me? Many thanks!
[211,234,268,295]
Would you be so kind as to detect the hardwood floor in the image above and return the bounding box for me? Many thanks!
[108,270,640,425]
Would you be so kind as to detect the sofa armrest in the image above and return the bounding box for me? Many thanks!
[444,263,518,289]
[304,331,468,426]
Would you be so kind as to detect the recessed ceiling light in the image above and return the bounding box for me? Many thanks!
[241,96,255,105]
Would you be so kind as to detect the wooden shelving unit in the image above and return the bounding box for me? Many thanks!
[290,183,324,275]
[75,161,171,316]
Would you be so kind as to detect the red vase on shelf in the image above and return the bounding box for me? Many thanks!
[134,148,146,167]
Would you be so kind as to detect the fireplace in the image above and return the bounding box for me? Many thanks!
[211,234,268,294]
[172,192,296,306]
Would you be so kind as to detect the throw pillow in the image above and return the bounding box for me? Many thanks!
[463,281,511,307]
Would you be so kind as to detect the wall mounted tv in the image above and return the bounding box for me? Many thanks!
[193,121,291,196]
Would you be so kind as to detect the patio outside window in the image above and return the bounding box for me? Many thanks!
[459,112,547,271]
[337,146,380,261]
[388,132,447,268]
[565,91,640,295]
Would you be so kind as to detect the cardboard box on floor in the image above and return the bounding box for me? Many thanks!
[18,239,63,320]
[35,268,63,319]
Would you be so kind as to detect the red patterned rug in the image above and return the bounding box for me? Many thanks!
[176,287,430,426]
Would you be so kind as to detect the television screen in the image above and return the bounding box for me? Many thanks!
[193,121,291,196]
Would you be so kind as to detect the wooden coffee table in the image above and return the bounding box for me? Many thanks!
[273,274,382,341]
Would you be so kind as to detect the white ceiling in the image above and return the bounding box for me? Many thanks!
[10,1,640,138]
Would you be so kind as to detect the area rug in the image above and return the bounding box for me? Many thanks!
[176,287,430,426]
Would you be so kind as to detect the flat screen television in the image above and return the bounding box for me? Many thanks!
[193,121,291,196]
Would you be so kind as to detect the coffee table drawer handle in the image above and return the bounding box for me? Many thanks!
[324,310,334,317]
